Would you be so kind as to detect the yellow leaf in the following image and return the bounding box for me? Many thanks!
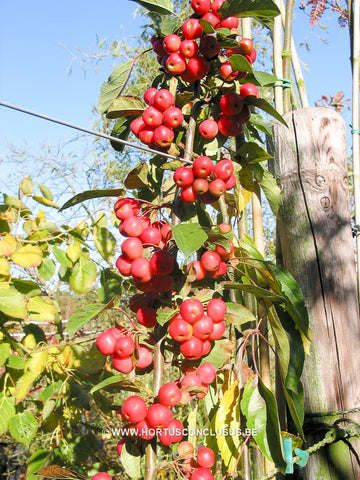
[27,296,57,322]
[36,210,46,223]
[23,334,37,349]
[27,351,49,375]
[12,245,43,268]
[15,371,37,401]
[67,241,82,263]
[0,257,11,276]
[0,234,17,257]
[215,380,243,473]
[234,168,254,213]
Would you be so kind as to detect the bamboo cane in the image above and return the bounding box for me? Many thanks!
[282,0,296,112]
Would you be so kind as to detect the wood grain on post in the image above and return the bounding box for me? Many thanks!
[271,107,360,478]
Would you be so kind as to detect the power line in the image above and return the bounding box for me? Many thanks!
[0,101,190,163]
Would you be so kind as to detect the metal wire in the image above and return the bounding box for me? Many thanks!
[0,100,189,163]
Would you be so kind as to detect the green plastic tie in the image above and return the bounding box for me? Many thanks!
[351,129,360,134]
[283,437,294,474]
[274,77,292,89]
[294,448,309,467]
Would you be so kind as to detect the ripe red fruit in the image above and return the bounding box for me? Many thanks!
[181,372,202,388]
[220,16,239,29]
[140,226,162,247]
[202,339,212,356]
[208,178,226,197]
[217,115,242,137]
[219,61,238,81]
[187,260,207,280]
[116,254,133,277]
[239,38,254,55]
[151,274,173,292]
[191,0,211,14]
[180,298,204,324]
[200,251,222,272]
[199,35,221,59]
[146,403,173,429]
[187,57,210,80]
[182,18,204,40]
[142,106,163,128]
[112,355,134,373]
[136,306,157,328]
[158,382,182,406]
[130,116,146,136]
[144,87,158,105]
[116,439,126,455]
[121,395,147,423]
[174,167,195,187]
[180,39,199,59]
[215,240,234,260]
[169,316,193,341]
[162,107,184,128]
[201,12,221,28]
[131,257,153,283]
[165,52,187,75]
[121,237,144,260]
[92,473,112,480]
[135,418,156,440]
[240,82,259,98]
[244,48,257,64]
[213,158,234,181]
[209,260,227,278]
[181,69,198,83]
[163,33,182,54]
[193,178,209,195]
[181,185,198,203]
[114,198,140,220]
[225,174,236,191]
[219,222,231,234]
[113,336,135,357]
[158,418,184,446]
[192,156,214,178]
[120,215,144,237]
[138,126,155,145]
[191,467,214,480]
[180,337,204,360]
[152,89,175,111]
[210,0,225,14]
[192,315,214,340]
[153,125,175,148]
[199,119,219,139]
[208,320,226,340]
[152,38,166,57]
[136,345,153,368]
[96,328,122,356]
[220,92,243,116]
[196,362,217,384]
[150,249,174,275]
[197,446,215,468]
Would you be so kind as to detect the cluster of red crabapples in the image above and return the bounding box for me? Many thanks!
[130,87,183,149]
[95,325,153,374]
[174,155,235,204]
[113,197,175,296]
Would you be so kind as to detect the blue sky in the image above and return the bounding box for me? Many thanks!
[0,0,352,159]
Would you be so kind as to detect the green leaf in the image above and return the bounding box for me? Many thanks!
[121,439,142,479]
[130,0,174,15]
[171,223,208,257]
[252,163,281,216]
[12,245,43,268]
[69,255,97,294]
[237,142,272,164]
[90,377,146,394]
[229,54,253,73]
[8,411,38,445]
[156,306,176,326]
[222,282,284,303]
[32,196,60,209]
[60,188,125,211]
[26,449,51,480]
[266,262,310,339]
[0,285,27,318]
[67,302,108,338]
[37,257,56,280]
[99,60,135,114]
[220,0,280,18]
[107,96,145,119]
[201,339,232,368]
[252,70,277,87]
[20,176,34,195]
[241,376,286,469]
[249,113,273,136]
[41,380,63,402]
[12,278,42,297]
[110,116,135,153]
[38,184,53,201]
[28,297,57,322]
[93,226,116,263]
[199,18,216,33]
[52,246,72,268]
[0,343,10,367]
[245,96,287,126]
[225,302,257,325]
[124,163,149,189]
[0,393,15,434]
[7,354,26,369]
[72,344,106,374]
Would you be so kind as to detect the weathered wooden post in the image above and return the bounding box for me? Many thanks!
[271,107,360,478]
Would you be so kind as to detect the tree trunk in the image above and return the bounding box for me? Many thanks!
[271,107,360,479]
